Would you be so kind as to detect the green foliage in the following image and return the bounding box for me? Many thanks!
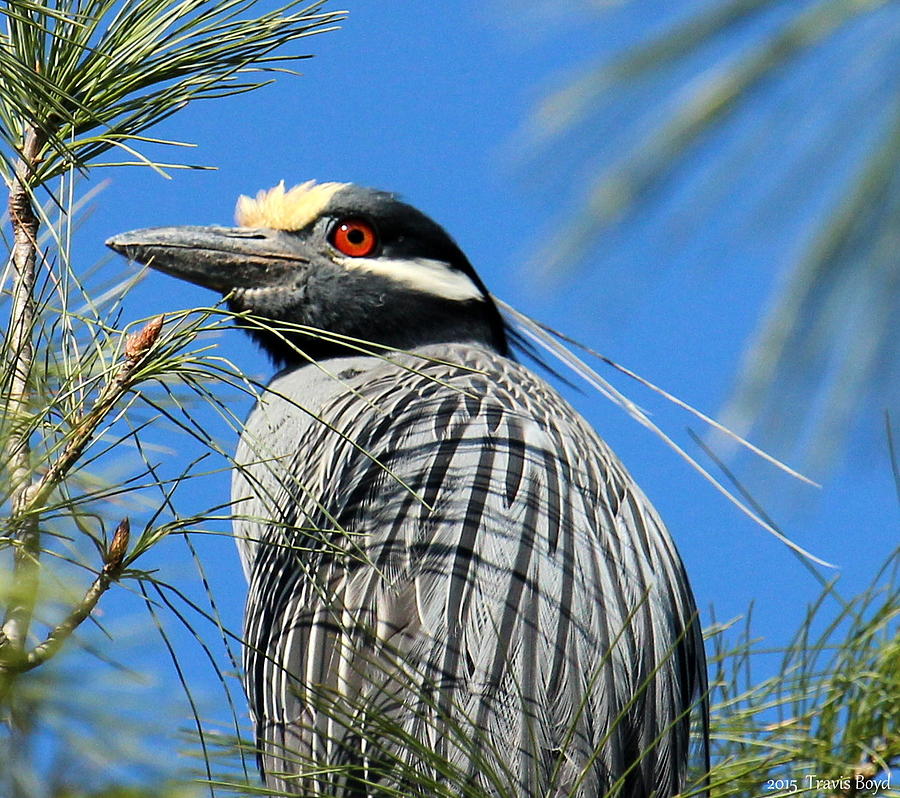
[0,0,343,183]
[703,548,900,797]
[0,1,340,793]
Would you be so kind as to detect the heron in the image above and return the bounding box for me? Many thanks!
[108,180,708,797]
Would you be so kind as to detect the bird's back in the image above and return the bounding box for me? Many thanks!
[234,343,707,797]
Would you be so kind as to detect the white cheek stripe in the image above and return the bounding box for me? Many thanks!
[340,256,484,302]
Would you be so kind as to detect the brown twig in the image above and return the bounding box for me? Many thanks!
[19,314,165,515]
[2,127,44,653]
[6,519,132,674]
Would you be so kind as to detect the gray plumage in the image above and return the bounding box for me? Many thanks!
[234,344,705,797]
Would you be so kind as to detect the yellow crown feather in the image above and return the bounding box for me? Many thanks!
[235,180,349,230]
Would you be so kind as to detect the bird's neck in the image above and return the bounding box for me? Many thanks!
[231,296,508,368]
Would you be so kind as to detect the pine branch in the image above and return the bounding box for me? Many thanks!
[0,315,163,669]
[1,518,130,674]
[2,125,44,655]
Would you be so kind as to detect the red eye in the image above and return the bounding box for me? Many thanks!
[331,218,378,257]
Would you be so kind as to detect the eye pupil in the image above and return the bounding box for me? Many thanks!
[347,228,365,244]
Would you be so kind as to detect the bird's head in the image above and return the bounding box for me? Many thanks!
[107,181,508,366]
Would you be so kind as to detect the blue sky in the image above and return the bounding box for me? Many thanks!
[55,0,898,785]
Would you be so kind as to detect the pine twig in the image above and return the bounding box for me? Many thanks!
[5,518,131,674]
[19,314,165,515]
[2,126,44,654]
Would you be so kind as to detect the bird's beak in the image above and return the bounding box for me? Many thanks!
[105,226,310,292]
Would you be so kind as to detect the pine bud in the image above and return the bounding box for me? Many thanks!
[125,315,164,360]
[105,518,130,571]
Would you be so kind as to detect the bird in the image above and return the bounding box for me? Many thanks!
[107,180,709,797]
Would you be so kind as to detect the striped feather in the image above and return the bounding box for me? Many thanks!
[233,343,708,797]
